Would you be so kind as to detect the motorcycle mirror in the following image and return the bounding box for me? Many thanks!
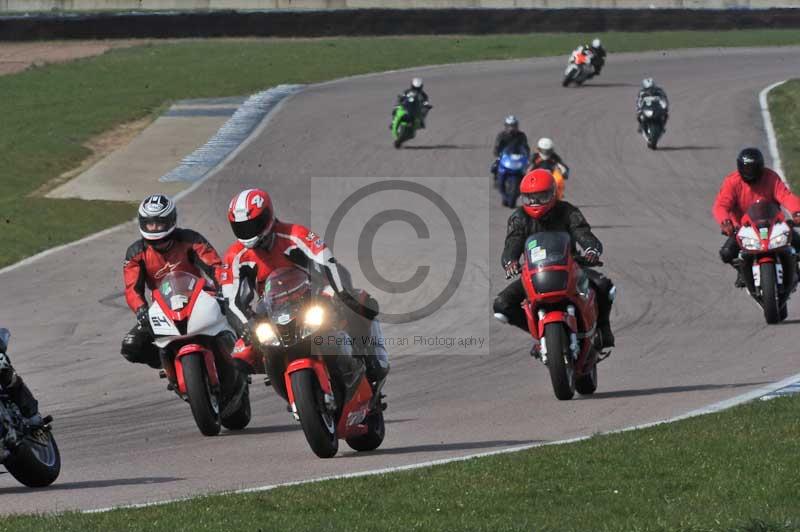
[0,328,10,353]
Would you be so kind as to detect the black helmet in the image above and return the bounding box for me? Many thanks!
[737,147,765,183]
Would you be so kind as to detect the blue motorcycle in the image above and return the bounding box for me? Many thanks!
[495,148,530,208]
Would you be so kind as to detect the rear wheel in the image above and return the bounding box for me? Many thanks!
[346,410,385,452]
[760,263,781,324]
[291,369,338,458]
[4,429,61,487]
[544,323,575,400]
[576,363,598,395]
[182,353,221,436]
[221,385,251,431]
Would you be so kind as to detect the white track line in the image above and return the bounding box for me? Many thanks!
[759,79,788,183]
[86,371,800,514]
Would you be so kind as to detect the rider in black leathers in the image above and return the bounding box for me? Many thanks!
[0,340,42,425]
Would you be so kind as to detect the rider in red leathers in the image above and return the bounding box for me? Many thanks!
[713,148,800,286]
[121,194,247,415]
[219,188,389,386]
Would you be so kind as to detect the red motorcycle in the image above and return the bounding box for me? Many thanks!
[519,232,607,400]
[735,201,797,324]
[250,268,385,458]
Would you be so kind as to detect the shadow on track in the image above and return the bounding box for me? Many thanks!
[403,144,483,150]
[587,82,638,88]
[346,439,536,457]
[586,381,769,400]
[777,319,800,325]
[0,476,182,495]
[656,146,720,152]
[220,423,300,436]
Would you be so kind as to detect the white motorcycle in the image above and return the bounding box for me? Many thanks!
[148,271,250,436]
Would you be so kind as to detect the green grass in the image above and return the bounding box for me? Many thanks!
[4,30,800,267]
[4,394,800,531]
[769,79,800,192]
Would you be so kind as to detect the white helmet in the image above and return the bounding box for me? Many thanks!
[411,77,423,89]
[504,115,518,127]
[642,77,655,89]
[537,137,554,159]
[138,194,177,242]
[592,38,601,48]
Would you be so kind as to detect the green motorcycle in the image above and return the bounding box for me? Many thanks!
[391,93,429,149]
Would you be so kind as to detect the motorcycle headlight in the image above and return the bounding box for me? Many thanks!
[304,305,325,328]
[255,322,278,345]
[643,109,654,118]
[769,232,789,249]
[740,236,762,251]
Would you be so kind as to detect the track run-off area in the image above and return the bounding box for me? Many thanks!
[1,47,799,513]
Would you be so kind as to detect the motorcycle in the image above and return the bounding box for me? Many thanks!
[391,93,430,149]
[496,148,530,207]
[149,271,251,436]
[250,267,385,458]
[735,201,797,324]
[639,95,668,150]
[0,329,60,487]
[516,232,608,400]
[562,50,594,87]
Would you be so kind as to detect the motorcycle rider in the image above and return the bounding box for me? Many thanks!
[589,38,606,76]
[398,77,432,129]
[122,194,247,415]
[219,188,390,387]
[570,43,595,75]
[493,169,616,349]
[0,346,43,427]
[713,147,800,287]
[636,78,669,133]
[491,115,530,178]
[530,137,570,179]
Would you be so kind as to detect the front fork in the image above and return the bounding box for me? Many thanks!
[534,306,579,364]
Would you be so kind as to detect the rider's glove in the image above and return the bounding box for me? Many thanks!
[583,248,601,266]
[504,260,520,279]
[792,212,800,226]
[721,219,736,237]
[135,305,151,332]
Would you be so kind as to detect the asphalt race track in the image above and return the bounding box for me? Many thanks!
[1,47,799,513]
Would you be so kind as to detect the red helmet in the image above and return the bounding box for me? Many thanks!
[520,169,557,219]
[228,188,275,249]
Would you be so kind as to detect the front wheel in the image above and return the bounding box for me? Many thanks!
[291,369,338,458]
[503,174,521,207]
[544,323,575,400]
[346,410,385,452]
[4,429,61,487]
[182,353,221,436]
[760,262,781,324]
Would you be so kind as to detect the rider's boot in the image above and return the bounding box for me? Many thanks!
[363,319,390,385]
[732,258,746,288]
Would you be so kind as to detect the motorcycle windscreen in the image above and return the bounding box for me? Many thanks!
[263,267,313,344]
[525,232,570,293]
[157,271,200,312]
[500,149,529,171]
[746,202,781,228]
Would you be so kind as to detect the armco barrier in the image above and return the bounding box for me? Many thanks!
[1,7,799,41]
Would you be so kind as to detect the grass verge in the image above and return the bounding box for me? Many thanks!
[4,30,800,268]
[3,394,799,531]
[769,79,800,192]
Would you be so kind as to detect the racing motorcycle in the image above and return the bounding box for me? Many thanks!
[496,148,530,207]
[735,201,797,324]
[639,95,668,150]
[562,50,594,87]
[391,93,431,149]
[149,271,251,436]
[0,329,60,487]
[249,267,385,458]
[516,232,608,400]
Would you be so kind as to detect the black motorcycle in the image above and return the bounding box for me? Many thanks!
[0,329,60,487]
[639,95,668,150]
